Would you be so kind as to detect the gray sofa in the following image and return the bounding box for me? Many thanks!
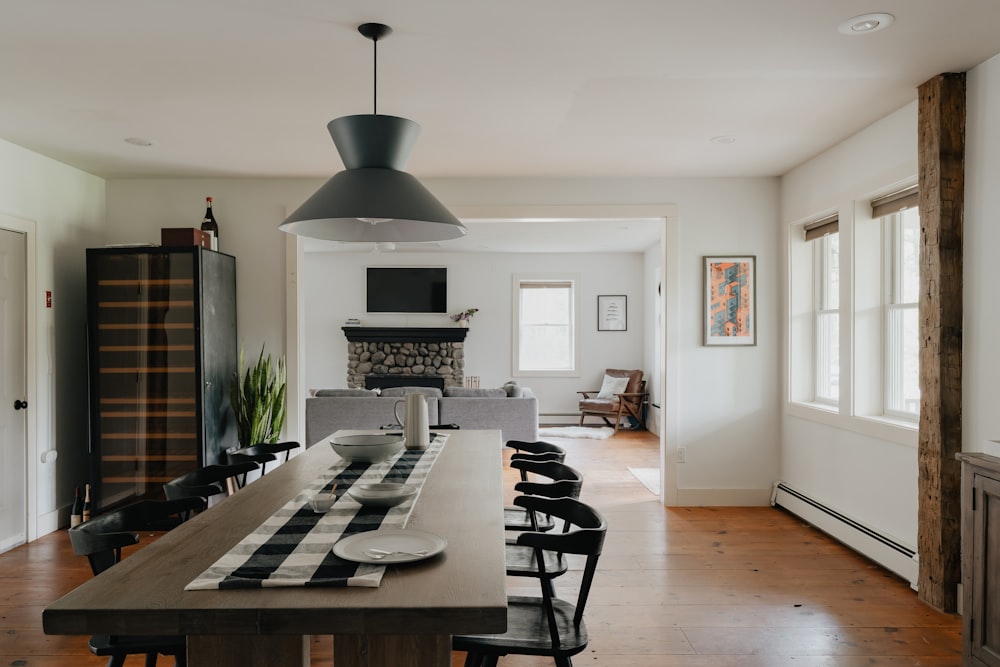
[305,385,538,447]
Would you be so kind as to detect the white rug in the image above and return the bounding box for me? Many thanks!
[628,467,660,495]
[537,426,615,440]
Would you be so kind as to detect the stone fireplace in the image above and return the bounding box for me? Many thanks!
[342,327,468,389]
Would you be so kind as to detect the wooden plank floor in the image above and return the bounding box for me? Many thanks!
[0,430,961,666]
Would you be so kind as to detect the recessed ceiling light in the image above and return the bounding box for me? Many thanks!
[710,135,736,144]
[838,13,894,35]
[124,137,156,147]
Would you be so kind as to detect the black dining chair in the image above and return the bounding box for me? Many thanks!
[69,497,206,666]
[226,441,301,485]
[504,459,583,533]
[163,462,259,503]
[506,440,567,476]
[455,496,607,667]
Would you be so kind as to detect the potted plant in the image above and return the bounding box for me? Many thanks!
[450,307,479,328]
[231,345,287,447]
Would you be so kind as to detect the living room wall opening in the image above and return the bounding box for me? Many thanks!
[285,204,679,505]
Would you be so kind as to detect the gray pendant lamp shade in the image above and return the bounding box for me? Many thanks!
[279,23,466,243]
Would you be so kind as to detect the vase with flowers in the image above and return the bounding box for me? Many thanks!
[451,307,479,328]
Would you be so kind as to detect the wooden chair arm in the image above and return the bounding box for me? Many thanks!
[614,392,648,399]
[577,390,600,398]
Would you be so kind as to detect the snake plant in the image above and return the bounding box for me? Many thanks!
[231,345,286,447]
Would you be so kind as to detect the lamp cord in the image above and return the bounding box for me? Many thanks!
[372,34,378,115]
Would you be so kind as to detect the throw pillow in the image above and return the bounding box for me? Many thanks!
[596,374,629,399]
[502,381,523,398]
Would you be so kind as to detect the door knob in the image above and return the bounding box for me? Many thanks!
[14,399,28,410]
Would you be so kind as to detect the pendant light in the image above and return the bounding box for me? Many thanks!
[279,23,466,242]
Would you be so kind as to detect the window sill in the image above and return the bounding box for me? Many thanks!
[786,402,917,448]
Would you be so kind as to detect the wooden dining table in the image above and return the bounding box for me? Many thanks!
[43,429,508,666]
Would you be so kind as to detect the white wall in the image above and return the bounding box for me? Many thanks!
[106,175,781,506]
[964,53,1000,459]
[0,137,106,539]
[780,103,920,547]
[302,250,647,418]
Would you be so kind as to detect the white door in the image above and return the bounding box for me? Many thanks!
[0,228,27,552]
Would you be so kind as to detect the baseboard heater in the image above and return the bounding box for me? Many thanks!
[771,481,918,588]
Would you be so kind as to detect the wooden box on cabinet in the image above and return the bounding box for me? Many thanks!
[86,246,237,512]
[959,452,1000,666]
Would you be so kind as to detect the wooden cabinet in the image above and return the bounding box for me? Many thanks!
[959,452,1000,667]
[86,247,237,512]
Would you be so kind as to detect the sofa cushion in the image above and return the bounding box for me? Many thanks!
[313,388,378,397]
[379,386,444,398]
[444,387,507,398]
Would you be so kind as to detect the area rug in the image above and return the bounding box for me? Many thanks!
[628,467,660,495]
[537,426,615,440]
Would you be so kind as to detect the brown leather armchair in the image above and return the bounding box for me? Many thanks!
[578,369,647,432]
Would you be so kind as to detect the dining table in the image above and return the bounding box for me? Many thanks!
[43,429,508,667]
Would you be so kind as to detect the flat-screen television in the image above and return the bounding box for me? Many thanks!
[366,267,447,314]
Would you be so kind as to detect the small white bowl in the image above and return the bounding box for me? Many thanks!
[308,494,336,513]
[329,434,404,463]
[348,482,418,508]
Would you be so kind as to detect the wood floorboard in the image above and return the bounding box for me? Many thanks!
[0,430,961,666]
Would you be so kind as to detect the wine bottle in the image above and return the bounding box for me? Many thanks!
[200,196,220,251]
[82,483,92,523]
[70,486,83,528]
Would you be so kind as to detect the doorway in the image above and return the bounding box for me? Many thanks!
[0,226,27,552]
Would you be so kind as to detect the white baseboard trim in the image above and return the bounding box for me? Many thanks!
[772,481,918,588]
[675,487,773,506]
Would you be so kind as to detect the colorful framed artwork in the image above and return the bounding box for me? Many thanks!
[597,295,627,331]
[704,255,756,346]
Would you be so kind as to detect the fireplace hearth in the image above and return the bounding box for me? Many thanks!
[342,327,467,389]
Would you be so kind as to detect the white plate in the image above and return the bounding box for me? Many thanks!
[332,529,447,564]
[348,482,417,508]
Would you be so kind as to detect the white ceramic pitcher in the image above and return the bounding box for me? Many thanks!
[394,393,430,451]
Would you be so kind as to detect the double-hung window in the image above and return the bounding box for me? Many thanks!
[513,275,578,376]
[876,191,920,418]
[806,217,840,405]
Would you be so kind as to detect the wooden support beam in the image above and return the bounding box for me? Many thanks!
[916,72,965,612]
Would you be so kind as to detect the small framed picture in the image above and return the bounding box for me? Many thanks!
[704,255,756,346]
[597,295,627,331]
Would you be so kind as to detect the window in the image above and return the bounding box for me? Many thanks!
[513,276,578,376]
[814,232,840,404]
[883,206,920,418]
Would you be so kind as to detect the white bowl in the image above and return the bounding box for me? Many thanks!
[308,494,336,513]
[329,434,404,463]
[348,482,417,508]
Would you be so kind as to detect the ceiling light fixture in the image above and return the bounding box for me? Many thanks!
[838,13,895,35]
[279,23,466,243]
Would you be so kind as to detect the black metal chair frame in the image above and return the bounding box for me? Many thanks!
[163,462,259,503]
[226,441,301,486]
[455,496,607,667]
[68,498,206,667]
[504,459,583,534]
[506,440,567,471]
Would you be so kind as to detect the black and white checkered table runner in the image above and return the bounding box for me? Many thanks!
[185,435,447,590]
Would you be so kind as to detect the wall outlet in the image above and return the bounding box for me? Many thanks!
[676,447,686,463]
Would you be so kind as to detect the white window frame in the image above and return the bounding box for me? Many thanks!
[814,233,839,406]
[511,274,579,378]
[882,208,920,420]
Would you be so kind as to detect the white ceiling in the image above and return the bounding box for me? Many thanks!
[3,1,999,253]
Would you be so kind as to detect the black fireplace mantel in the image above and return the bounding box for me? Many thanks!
[342,326,469,343]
